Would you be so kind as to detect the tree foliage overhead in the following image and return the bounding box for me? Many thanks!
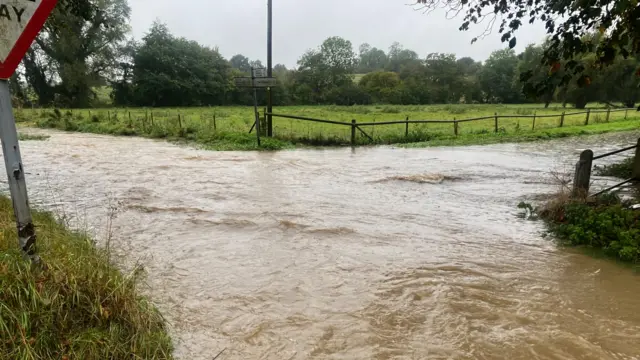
[414,0,640,89]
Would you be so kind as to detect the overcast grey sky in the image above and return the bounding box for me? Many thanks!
[129,0,549,67]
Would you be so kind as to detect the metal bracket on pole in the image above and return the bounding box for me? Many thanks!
[0,80,38,262]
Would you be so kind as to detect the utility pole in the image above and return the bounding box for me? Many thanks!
[266,0,273,137]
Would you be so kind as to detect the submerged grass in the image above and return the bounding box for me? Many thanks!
[0,196,173,359]
[594,157,634,179]
[16,105,640,150]
[18,133,50,141]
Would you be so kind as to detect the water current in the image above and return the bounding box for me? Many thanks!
[4,129,640,360]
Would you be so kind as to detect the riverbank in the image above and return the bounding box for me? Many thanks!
[0,196,173,359]
[16,105,640,150]
[536,153,640,264]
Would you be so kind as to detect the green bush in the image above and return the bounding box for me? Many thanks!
[544,196,640,262]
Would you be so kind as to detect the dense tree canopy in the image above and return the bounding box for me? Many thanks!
[11,0,640,109]
[128,22,230,107]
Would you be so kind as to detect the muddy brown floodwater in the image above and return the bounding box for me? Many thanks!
[4,129,640,360]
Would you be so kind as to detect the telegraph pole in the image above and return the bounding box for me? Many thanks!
[266,0,273,137]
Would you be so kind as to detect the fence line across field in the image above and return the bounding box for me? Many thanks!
[266,107,635,146]
[23,106,635,147]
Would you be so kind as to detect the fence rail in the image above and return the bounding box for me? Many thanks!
[573,138,640,197]
[267,107,636,146]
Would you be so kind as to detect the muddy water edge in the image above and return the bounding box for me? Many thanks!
[4,129,640,360]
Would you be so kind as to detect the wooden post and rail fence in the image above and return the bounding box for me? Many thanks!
[262,107,635,146]
[573,138,640,198]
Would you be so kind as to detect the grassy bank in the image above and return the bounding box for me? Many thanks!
[15,104,640,150]
[536,149,640,264]
[0,196,173,359]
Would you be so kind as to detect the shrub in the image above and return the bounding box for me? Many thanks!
[540,193,640,263]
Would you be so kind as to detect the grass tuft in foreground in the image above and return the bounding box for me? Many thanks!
[0,196,173,359]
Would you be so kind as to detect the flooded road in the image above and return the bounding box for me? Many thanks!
[5,130,640,360]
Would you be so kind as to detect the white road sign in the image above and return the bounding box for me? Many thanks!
[0,0,58,79]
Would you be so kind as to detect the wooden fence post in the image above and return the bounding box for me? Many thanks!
[128,111,132,127]
[150,112,154,126]
[532,112,536,131]
[351,119,356,146]
[560,112,565,127]
[178,114,182,132]
[494,113,498,133]
[633,138,640,180]
[605,108,611,122]
[585,109,591,125]
[213,110,217,130]
[573,149,593,198]
[454,118,458,136]
[405,116,409,137]
[625,109,629,120]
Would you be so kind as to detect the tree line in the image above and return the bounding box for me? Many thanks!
[9,0,640,109]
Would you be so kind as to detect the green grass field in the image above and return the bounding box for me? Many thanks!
[15,104,640,150]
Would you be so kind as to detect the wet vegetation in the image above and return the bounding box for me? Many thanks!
[533,155,640,264]
[594,157,634,179]
[539,193,640,263]
[0,196,174,359]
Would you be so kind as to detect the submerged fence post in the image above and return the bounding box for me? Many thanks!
[405,115,409,137]
[560,112,565,127]
[585,109,591,125]
[532,112,537,131]
[351,119,356,146]
[494,113,498,133]
[606,108,611,122]
[573,149,594,198]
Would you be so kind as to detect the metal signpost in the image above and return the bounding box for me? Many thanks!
[234,67,277,146]
[0,0,58,262]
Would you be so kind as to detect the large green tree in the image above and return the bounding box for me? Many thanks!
[357,44,388,73]
[131,22,231,107]
[479,49,522,103]
[292,36,357,103]
[23,0,130,107]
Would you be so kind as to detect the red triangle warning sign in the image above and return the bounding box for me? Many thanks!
[0,0,58,79]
